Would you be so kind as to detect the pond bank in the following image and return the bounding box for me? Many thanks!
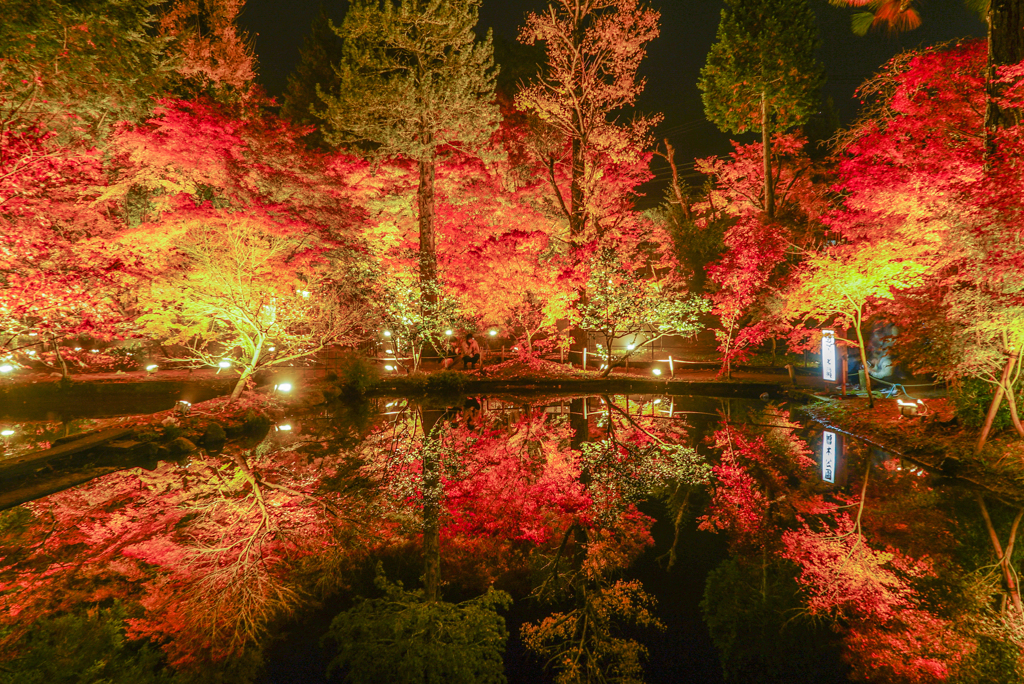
[802,396,1024,506]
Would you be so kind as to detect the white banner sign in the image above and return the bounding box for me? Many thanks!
[821,329,836,382]
[822,430,837,483]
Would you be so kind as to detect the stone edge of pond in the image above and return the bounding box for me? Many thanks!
[365,376,799,399]
[799,398,1024,507]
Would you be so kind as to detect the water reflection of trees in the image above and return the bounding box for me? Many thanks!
[699,408,1024,684]
[3,394,1022,683]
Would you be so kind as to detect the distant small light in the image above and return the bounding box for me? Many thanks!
[277,424,292,432]
[146,364,159,372]
[652,368,662,376]
[384,331,392,338]
[276,383,293,392]
[0,429,14,437]
[445,329,453,336]
[489,330,497,337]
[0,364,13,373]
[218,360,232,369]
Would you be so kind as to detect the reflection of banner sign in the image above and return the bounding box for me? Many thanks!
[821,329,836,382]
[822,430,836,483]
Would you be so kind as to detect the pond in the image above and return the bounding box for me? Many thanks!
[0,391,1018,684]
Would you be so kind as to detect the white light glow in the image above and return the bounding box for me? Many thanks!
[489,330,497,337]
[146,364,159,371]
[652,368,662,376]
[277,424,292,431]
[384,331,392,338]
[821,330,837,382]
[276,383,293,392]
[445,329,453,336]
[0,364,13,373]
[218,360,232,369]
[1,429,14,436]
[90,349,99,353]
[627,344,635,350]
[384,365,394,371]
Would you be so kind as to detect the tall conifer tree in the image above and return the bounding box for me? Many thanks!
[316,0,498,295]
[699,0,823,219]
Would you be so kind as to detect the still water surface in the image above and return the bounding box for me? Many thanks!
[2,392,992,684]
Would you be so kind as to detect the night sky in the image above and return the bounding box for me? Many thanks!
[238,0,985,187]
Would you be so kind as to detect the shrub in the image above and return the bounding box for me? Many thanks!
[336,351,380,396]
[948,378,1021,431]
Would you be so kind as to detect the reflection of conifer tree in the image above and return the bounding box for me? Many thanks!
[525,395,709,683]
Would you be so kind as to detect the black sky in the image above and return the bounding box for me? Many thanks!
[238,0,985,185]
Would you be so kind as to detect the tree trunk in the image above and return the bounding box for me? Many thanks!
[978,495,1024,621]
[420,409,444,603]
[1004,352,1024,438]
[986,0,1024,157]
[230,367,252,401]
[417,147,438,301]
[761,91,775,220]
[722,319,735,380]
[977,352,1017,453]
[568,133,589,367]
[853,319,874,408]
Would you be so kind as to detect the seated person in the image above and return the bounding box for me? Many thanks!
[462,333,481,370]
[441,337,462,370]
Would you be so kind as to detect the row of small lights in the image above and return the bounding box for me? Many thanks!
[380,329,499,372]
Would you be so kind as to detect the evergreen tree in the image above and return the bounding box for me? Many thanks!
[316,0,498,295]
[281,7,344,133]
[698,0,823,219]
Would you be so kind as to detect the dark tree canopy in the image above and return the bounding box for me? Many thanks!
[698,0,824,137]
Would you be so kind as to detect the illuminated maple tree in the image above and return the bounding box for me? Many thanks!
[516,0,662,362]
